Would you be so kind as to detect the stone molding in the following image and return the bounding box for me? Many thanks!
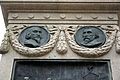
[8,13,118,21]
[8,13,118,25]
[1,2,120,26]
[1,0,120,2]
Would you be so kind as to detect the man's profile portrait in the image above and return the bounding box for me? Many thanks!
[19,26,50,48]
[24,27,42,48]
[75,26,106,48]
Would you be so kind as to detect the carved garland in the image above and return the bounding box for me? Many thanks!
[65,25,119,57]
[9,25,60,56]
[115,31,120,53]
[0,28,10,54]
[56,27,68,54]
[0,25,119,57]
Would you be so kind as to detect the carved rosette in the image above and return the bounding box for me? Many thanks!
[9,25,60,56]
[65,25,118,57]
[0,29,10,54]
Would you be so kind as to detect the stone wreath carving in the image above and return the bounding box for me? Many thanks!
[0,25,68,56]
[9,25,60,56]
[65,25,119,57]
[0,25,119,57]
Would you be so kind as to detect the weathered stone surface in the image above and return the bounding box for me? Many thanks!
[0,1,120,80]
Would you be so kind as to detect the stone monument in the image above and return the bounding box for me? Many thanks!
[0,0,120,80]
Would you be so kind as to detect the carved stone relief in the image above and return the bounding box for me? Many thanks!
[9,25,60,56]
[56,27,68,54]
[65,25,118,57]
[0,28,10,54]
[0,24,119,57]
[115,31,120,53]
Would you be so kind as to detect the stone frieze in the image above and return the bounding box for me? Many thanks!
[0,25,119,57]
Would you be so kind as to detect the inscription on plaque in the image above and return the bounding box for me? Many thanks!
[75,26,106,48]
[19,26,50,48]
[11,60,111,80]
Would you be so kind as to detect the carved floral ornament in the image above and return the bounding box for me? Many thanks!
[0,25,119,57]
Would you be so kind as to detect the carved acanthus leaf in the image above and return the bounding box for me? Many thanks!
[65,25,118,57]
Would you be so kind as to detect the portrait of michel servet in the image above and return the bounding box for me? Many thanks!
[75,26,106,48]
[19,26,50,48]
[24,27,42,48]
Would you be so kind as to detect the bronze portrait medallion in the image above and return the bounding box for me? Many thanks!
[74,26,106,48]
[19,26,50,48]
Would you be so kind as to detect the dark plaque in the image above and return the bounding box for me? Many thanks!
[11,60,112,80]
[19,26,50,48]
[74,26,106,48]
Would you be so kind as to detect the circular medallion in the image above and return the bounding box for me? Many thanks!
[74,26,106,48]
[19,26,50,48]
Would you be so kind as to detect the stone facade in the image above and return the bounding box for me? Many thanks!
[0,0,120,80]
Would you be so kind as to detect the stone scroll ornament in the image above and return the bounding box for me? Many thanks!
[65,25,119,57]
[8,25,60,56]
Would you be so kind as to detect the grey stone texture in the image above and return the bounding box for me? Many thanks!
[0,1,120,80]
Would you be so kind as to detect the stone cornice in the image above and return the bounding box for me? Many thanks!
[0,0,120,3]
[1,1,120,26]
